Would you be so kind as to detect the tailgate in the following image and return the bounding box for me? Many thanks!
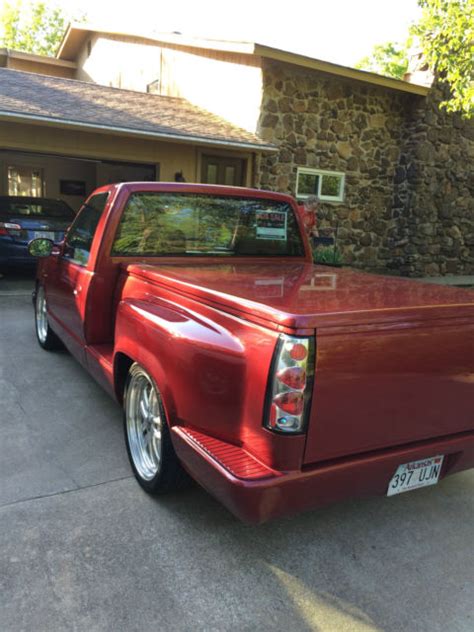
[304,318,474,464]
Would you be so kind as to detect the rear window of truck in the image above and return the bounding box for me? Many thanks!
[112,193,305,257]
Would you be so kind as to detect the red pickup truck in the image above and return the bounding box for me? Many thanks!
[29,182,474,523]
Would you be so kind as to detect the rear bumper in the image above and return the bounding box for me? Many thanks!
[172,427,474,523]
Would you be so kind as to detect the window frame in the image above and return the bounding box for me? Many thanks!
[296,168,345,203]
[62,192,109,267]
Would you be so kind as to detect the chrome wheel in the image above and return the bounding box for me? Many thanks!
[125,367,163,481]
[36,286,48,344]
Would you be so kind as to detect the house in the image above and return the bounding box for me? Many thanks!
[0,66,271,211]
[0,24,472,275]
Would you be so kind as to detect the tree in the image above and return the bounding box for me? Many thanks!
[415,0,474,117]
[356,1,473,117]
[0,1,83,57]
[355,41,410,80]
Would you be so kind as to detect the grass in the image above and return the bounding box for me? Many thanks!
[312,245,344,266]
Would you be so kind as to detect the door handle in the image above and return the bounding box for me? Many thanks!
[73,285,82,296]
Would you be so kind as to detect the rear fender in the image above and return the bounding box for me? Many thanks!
[114,296,247,431]
[114,294,307,471]
[114,306,176,428]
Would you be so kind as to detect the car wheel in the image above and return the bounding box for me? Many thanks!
[124,363,189,494]
[35,285,63,351]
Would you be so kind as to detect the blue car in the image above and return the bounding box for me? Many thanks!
[0,196,75,269]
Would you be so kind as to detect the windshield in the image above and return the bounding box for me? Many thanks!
[112,193,305,257]
[0,197,75,219]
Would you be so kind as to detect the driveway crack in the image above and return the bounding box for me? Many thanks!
[0,475,134,511]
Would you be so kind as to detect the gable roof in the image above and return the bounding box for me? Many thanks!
[0,68,275,151]
[57,23,429,97]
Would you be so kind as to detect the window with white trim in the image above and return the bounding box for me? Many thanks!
[296,168,345,202]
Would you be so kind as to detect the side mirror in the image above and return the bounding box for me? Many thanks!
[28,238,55,258]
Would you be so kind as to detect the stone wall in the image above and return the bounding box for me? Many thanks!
[256,59,474,276]
[393,82,474,276]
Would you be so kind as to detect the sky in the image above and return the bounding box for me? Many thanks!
[5,0,422,67]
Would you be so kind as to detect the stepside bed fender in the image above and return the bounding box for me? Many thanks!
[113,295,251,435]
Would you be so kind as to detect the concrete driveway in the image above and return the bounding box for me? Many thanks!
[1,273,473,632]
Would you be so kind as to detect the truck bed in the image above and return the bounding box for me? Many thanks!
[125,261,474,463]
[126,262,474,330]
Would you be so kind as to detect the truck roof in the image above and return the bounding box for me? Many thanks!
[91,181,298,206]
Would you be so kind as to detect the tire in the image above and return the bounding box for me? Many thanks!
[35,285,63,351]
[123,362,189,494]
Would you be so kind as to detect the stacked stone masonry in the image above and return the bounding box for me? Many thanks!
[256,60,474,276]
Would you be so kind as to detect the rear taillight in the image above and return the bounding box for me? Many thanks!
[0,222,21,236]
[264,334,315,434]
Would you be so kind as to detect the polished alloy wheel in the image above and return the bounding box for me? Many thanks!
[125,369,163,481]
[36,286,48,344]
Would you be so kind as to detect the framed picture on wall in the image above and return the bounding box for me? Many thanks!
[60,180,86,196]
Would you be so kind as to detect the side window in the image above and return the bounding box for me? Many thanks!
[64,193,108,266]
[296,168,345,203]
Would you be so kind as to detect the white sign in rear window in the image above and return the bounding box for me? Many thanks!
[256,210,287,240]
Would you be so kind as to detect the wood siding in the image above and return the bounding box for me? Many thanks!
[1,58,75,79]
[74,35,264,133]
[0,121,254,187]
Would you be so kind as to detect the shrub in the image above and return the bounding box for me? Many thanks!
[312,245,344,266]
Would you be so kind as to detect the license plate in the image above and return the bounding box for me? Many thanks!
[34,231,54,240]
[387,455,444,496]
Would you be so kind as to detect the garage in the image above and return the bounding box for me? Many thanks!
[1,149,156,212]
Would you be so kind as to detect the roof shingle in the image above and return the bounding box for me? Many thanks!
[0,68,273,150]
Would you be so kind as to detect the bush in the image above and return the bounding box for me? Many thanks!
[312,245,344,266]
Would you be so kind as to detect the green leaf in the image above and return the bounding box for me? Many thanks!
[0,1,85,57]
[414,0,474,117]
[355,41,410,80]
